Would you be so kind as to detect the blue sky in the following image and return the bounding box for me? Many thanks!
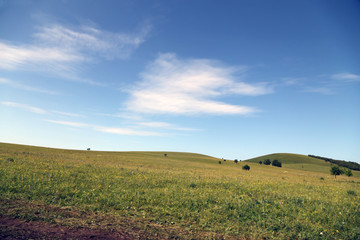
[1,0,359,163]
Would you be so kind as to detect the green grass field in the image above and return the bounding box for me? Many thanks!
[1,142,359,239]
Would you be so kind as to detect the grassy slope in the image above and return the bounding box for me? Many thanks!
[1,142,360,239]
[245,153,360,177]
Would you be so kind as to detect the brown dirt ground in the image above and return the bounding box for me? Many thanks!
[0,215,131,239]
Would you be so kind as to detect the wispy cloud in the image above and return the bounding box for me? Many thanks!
[282,72,360,95]
[136,121,200,131]
[1,101,47,114]
[125,53,272,115]
[1,101,162,136]
[0,22,151,82]
[0,78,59,95]
[0,41,84,72]
[45,120,88,128]
[51,111,85,118]
[281,77,305,86]
[45,119,163,136]
[1,101,84,117]
[93,126,163,136]
[332,73,360,82]
[303,87,334,95]
[35,23,151,60]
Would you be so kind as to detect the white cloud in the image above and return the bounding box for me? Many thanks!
[51,111,85,118]
[304,87,334,95]
[0,23,151,82]
[136,121,200,131]
[46,119,162,136]
[35,23,151,60]
[125,53,271,115]
[0,78,59,95]
[45,120,88,128]
[1,101,47,114]
[332,73,360,82]
[0,42,84,71]
[281,77,305,86]
[93,126,163,136]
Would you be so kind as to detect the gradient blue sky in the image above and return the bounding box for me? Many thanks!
[1,0,359,162]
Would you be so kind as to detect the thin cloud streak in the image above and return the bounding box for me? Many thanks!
[45,119,163,136]
[0,78,59,95]
[136,121,200,131]
[51,111,85,118]
[332,73,360,82]
[1,101,47,114]
[125,53,270,115]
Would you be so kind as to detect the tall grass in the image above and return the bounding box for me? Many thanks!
[0,143,359,239]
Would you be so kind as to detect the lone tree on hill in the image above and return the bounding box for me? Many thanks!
[242,165,250,171]
[330,166,343,178]
[264,159,271,165]
[272,159,282,167]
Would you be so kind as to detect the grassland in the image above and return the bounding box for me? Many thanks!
[1,142,359,239]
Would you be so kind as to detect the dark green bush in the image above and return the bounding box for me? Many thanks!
[190,183,197,188]
[242,165,250,171]
[347,190,356,196]
[264,159,271,165]
[272,159,282,167]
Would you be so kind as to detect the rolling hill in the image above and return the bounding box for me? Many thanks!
[245,153,360,177]
[1,142,359,239]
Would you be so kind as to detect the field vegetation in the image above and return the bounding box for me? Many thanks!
[1,143,359,239]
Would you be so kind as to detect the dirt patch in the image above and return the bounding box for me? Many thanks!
[0,198,234,239]
[0,215,131,239]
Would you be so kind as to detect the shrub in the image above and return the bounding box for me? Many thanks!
[190,183,197,188]
[347,190,356,196]
[259,161,262,165]
[218,161,222,164]
[242,165,250,171]
[320,177,324,180]
[264,159,271,165]
[345,169,353,177]
[7,158,14,162]
[234,159,238,164]
[272,159,282,167]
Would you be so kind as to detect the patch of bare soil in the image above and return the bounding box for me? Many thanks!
[0,215,131,239]
[0,198,234,240]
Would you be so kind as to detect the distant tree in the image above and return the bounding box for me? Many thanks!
[272,159,282,167]
[223,159,226,162]
[218,161,222,164]
[264,159,271,165]
[345,169,353,177]
[330,166,344,178]
[87,148,91,151]
[234,159,238,164]
[242,165,250,171]
[164,154,167,157]
[259,161,262,165]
